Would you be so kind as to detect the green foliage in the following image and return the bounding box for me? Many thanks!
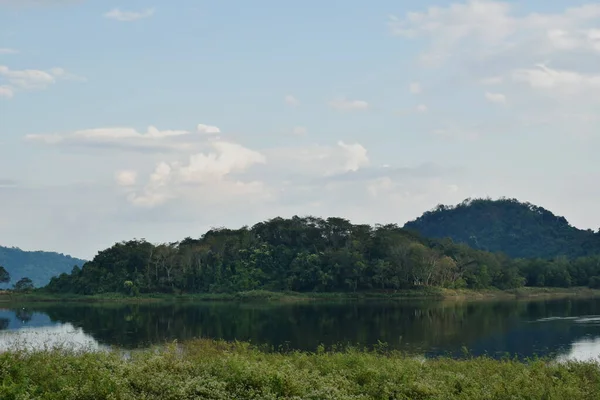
[589,276,600,289]
[42,215,600,295]
[404,197,600,259]
[0,246,86,288]
[46,216,538,295]
[0,340,598,399]
[13,277,34,292]
[0,265,9,284]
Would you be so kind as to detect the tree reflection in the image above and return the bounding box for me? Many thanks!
[16,298,600,359]
[14,308,33,323]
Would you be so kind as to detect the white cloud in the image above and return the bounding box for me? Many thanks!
[337,141,369,173]
[409,82,422,94]
[0,48,17,55]
[292,126,307,135]
[328,97,369,111]
[104,8,155,22]
[416,104,428,113]
[485,91,506,104]
[258,140,371,180]
[115,170,137,187]
[512,64,600,93]
[126,141,267,207]
[284,95,299,106]
[0,65,83,97]
[25,125,200,151]
[0,65,54,89]
[196,124,221,135]
[0,85,13,98]
[389,2,600,66]
[178,142,266,183]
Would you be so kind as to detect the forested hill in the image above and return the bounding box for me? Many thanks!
[404,198,600,259]
[0,246,86,288]
[45,216,600,295]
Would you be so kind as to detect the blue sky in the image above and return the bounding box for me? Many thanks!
[1,0,599,259]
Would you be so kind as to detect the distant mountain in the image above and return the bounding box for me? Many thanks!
[0,246,86,289]
[404,198,600,259]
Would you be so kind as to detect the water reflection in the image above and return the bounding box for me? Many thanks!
[556,338,600,362]
[0,324,102,352]
[0,298,599,360]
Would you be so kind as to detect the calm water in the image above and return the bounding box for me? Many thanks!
[1,298,600,361]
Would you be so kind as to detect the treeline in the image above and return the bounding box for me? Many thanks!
[45,216,600,295]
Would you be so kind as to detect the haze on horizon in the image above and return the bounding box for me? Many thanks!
[1,0,599,259]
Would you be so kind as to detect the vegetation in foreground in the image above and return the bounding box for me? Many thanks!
[0,340,598,399]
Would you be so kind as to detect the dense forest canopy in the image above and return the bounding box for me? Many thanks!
[404,198,600,259]
[45,215,600,295]
[0,246,86,289]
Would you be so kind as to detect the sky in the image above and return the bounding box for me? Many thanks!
[1,0,599,259]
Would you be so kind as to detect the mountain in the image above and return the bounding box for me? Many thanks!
[0,246,87,289]
[404,198,600,259]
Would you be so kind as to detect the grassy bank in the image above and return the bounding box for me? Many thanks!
[3,286,600,304]
[0,340,598,399]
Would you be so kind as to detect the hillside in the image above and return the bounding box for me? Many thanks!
[0,246,86,289]
[404,198,600,259]
[45,216,535,295]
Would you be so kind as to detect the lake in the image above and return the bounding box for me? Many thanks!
[1,297,600,361]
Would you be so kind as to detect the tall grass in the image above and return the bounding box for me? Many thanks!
[6,286,600,305]
[0,339,598,399]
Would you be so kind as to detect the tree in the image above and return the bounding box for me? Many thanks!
[14,277,34,292]
[0,266,10,284]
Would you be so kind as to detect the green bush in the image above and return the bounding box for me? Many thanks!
[0,340,598,399]
[589,276,600,289]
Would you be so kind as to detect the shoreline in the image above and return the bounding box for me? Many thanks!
[2,286,600,304]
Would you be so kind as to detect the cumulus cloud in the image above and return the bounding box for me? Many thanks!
[416,104,428,113]
[485,91,506,104]
[126,140,267,207]
[114,138,373,212]
[104,8,155,22]
[196,124,221,135]
[284,94,299,106]
[328,97,369,111]
[337,141,369,173]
